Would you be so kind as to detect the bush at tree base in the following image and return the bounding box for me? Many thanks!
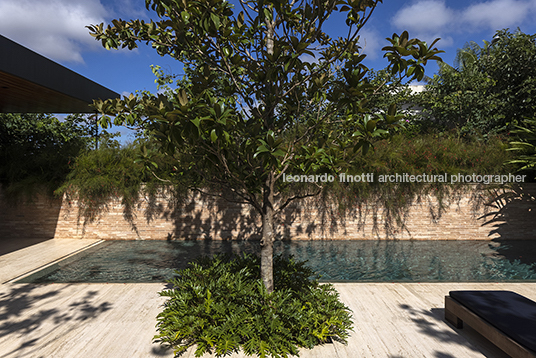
[154,254,353,358]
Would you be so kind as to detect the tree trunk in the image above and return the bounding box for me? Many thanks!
[260,173,275,293]
[260,7,276,294]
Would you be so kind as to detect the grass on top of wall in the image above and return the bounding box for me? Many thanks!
[282,132,515,231]
[358,132,512,178]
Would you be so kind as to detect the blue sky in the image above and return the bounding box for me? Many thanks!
[1,0,536,140]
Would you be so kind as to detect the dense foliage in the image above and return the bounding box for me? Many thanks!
[0,113,96,198]
[415,29,536,136]
[363,69,419,122]
[52,131,513,228]
[155,254,352,358]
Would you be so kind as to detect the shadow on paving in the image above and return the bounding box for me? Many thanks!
[0,284,112,358]
[397,303,509,358]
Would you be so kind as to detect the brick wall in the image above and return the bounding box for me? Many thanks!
[51,184,536,241]
[0,188,62,240]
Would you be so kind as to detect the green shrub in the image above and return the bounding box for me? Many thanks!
[55,142,184,223]
[154,254,353,358]
[55,145,146,221]
[413,29,536,136]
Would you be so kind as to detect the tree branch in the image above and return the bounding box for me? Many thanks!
[275,187,322,214]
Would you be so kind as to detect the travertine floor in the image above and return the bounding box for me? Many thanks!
[0,239,101,284]
[1,239,534,358]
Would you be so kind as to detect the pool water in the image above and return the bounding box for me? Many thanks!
[16,240,536,283]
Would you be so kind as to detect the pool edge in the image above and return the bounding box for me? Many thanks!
[4,240,106,284]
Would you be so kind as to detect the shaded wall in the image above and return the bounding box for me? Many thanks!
[52,184,536,241]
[0,187,62,254]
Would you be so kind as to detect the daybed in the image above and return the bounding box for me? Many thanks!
[445,290,536,358]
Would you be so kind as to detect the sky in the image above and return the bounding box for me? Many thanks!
[1,0,536,140]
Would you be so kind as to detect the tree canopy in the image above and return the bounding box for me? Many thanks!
[0,113,99,198]
[88,0,442,292]
[416,29,536,136]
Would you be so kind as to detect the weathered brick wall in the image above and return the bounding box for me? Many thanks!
[0,188,62,240]
[52,184,536,241]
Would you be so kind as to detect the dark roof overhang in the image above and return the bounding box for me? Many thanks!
[0,34,119,113]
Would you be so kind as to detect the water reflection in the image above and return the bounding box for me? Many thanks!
[17,240,536,283]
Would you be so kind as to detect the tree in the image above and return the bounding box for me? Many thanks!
[88,0,442,292]
[0,113,98,197]
[483,29,536,130]
[416,29,536,136]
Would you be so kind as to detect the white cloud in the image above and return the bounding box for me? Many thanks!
[391,1,457,50]
[392,0,454,34]
[392,0,536,47]
[357,28,383,60]
[300,54,320,64]
[462,0,534,31]
[0,0,107,63]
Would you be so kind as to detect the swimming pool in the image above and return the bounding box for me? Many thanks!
[16,239,536,283]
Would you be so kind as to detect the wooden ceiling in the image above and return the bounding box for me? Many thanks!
[0,35,119,114]
[0,70,98,113]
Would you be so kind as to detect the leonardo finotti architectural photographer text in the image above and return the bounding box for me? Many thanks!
[282,173,527,185]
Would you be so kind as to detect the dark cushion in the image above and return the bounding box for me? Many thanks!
[450,290,536,353]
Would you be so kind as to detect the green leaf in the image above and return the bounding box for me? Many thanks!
[263,8,272,21]
[237,12,245,28]
[254,145,270,158]
[388,103,396,116]
[177,90,188,106]
[273,149,286,157]
[210,13,220,28]
[361,142,369,155]
[372,129,388,137]
[210,129,218,143]
[366,119,378,133]
[191,118,201,128]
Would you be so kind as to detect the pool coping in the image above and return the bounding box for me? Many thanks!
[0,238,103,284]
